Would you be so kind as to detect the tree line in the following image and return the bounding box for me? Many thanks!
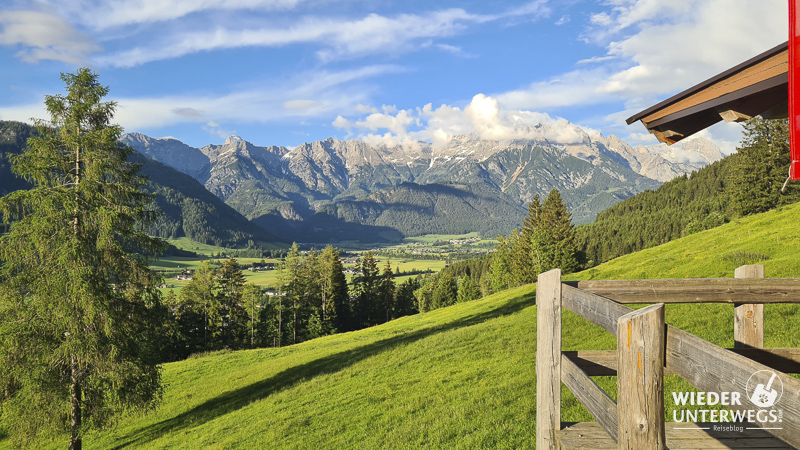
[576,118,799,266]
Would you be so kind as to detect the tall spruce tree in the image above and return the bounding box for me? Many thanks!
[734,118,799,215]
[538,188,579,274]
[211,257,248,349]
[319,245,350,333]
[353,252,379,328]
[377,260,396,323]
[0,68,166,449]
[179,260,216,351]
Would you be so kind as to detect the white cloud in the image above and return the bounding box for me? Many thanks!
[333,93,593,148]
[39,0,307,29]
[203,120,235,139]
[0,10,99,64]
[500,0,785,108]
[283,99,325,111]
[0,65,398,134]
[90,3,552,67]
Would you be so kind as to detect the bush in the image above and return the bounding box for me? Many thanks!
[718,250,769,266]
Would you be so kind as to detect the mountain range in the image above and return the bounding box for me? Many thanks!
[121,124,723,243]
[0,121,281,248]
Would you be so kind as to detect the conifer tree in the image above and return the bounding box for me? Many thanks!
[734,118,798,215]
[179,260,216,350]
[457,275,481,303]
[353,252,379,328]
[0,68,166,449]
[214,258,249,349]
[395,277,420,317]
[538,188,579,273]
[432,271,458,309]
[377,260,396,323]
[243,283,262,348]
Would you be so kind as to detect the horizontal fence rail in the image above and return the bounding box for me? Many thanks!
[564,278,800,304]
[563,347,800,376]
[539,266,800,449]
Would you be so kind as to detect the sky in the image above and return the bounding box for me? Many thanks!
[0,0,789,152]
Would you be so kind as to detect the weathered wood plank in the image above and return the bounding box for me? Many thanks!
[561,353,618,442]
[734,265,765,349]
[617,303,666,449]
[563,348,800,376]
[718,109,752,122]
[536,269,561,450]
[561,284,631,334]
[558,422,793,449]
[564,278,800,304]
[667,325,800,448]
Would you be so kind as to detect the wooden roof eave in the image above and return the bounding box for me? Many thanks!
[626,41,789,145]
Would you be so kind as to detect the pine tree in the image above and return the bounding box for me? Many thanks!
[377,260,396,323]
[213,258,249,349]
[537,188,579,274]
[318,246,350,333]
[394,278,420,318]
[734,118,798,215]
[432,271,458,309]
[353,252,379,328]
[457,275,481,303]
[243,283,262,348]
[0,68,166,449]
[179,260,216,350]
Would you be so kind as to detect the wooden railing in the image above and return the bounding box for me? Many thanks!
[535,265,800,449]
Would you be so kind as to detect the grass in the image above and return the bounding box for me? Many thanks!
[402,232,482,243]
[3,203,799,449]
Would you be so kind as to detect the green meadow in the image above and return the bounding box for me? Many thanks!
[4,203,800,449]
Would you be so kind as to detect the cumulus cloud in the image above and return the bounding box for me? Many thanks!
[0,64,397,136]
[92,2,552,67]
[202,120,235,139]
[0,10,99,64]
[498,0,786,113]
[333,93,593,148]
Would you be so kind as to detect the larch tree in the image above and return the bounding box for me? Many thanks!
[214,258,249,349]
[179,260,216,351]
[0,68,167,449]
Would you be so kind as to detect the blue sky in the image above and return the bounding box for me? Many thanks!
[0,0,788,151]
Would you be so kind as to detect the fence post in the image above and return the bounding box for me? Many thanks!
[734,265,764,349]
[617,303,665,449]
[536,269,562,450]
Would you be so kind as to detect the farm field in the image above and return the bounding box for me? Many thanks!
[10,202,800,449]
[152,234,481,295]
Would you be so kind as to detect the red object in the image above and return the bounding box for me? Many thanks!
[791,0,800,179]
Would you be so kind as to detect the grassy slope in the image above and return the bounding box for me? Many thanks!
[4,203,800,449]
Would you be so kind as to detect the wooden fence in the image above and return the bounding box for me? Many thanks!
[536,265,800,449]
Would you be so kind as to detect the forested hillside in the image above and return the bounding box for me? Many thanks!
[577,118,800,266]
[0,121,284,248]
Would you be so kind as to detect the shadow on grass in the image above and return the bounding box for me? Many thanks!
[111,292,535,448]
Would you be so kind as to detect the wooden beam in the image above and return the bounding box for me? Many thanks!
[563,278,800,304]
[667,325,800,448]
[734,265,764,349]
[660,130,684,138]
[717,109,752,122]
[561,284,631,334]
[561,354,618,442]
[536,269,562,450]
[617,304,666,449]
[563,348,800,376]
[647,128,677,145]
